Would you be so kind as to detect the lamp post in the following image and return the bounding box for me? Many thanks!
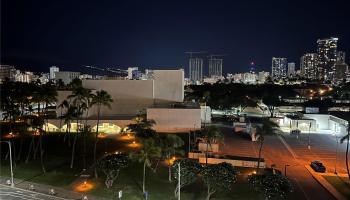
[1,141,14,187]
[334,133,339,174]
[308,122,311,150]
[284,164,290,177]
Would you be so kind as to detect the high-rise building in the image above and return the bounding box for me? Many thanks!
[258,71,269,84]
[337,51,346,63]
[127,67,139,80]
[208,58,223,78]
[0,65,16,82]
[300,53,318,79]
[287,62,296,77]
[271,57,287,80]
[50,66,59,80]
[334,62,348,84]
[189,58,203,83]
[316,37,338,80]
[55,71,81,85]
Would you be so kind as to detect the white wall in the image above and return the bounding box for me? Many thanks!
[83,79,155,116]
[147,108,201,132]
[304,114,330,130]
[153,70,184,104]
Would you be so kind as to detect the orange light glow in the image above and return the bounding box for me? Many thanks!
[119,134,135,141]
[127,141,141,148]
[98,133,107,138]
[74,181,94,192]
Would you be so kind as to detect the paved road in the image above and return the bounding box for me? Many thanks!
[220,127,341,200]
[0,184,71,200]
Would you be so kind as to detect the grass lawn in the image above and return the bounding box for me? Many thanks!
[323,175,350,199]
[0,156,81,187]
[86,162,264,200]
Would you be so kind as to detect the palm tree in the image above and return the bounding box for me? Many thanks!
[255,118,278,173]
[340,123,350,180]
[128,111,157,138]
[131,138,161,193]
[57,100,69,132]
[91,90,113,178]
[202,125,223,165]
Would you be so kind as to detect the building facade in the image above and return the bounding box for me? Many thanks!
[300,53,318,80]
[287,62,296,77]
[54,71,81,85]
[208,58,223,78]
[189,58,203,83]
[49,66,59,80]
[0,65,16,82]
[271,57,287,80]
[317,37,338,81]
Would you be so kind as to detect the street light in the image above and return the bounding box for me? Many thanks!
[0,141,14,187]
[284,164,290,177]
[308,122,311,150]
[334,133,339,174]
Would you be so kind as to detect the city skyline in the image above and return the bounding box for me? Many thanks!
[2,0,350,74]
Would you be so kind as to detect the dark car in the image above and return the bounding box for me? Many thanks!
[290,129,301,135]
[310,161,326,173]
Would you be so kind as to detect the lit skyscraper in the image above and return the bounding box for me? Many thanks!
[337,51,346,63]
[316,37,338,80]
[271,57,287,80]
[189,58,203,83]
[49,66,59,80]
[300,53,318,80]
[208,58,223,77]
[287,62,295,77]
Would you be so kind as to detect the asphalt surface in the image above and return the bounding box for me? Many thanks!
[220,127,345,200]
[0,184,70,200]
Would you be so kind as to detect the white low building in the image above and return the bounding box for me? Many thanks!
[53,69,201,132]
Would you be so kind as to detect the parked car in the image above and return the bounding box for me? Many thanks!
[310,161,326,173]
[290,129,301,135]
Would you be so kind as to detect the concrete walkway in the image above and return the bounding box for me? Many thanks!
[0,176,107,200]
[305,165,347,200]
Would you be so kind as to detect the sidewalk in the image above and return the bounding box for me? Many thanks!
[0,176,107,200]
[305,165,347,200]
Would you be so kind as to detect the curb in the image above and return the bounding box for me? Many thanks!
[305,165,347,200]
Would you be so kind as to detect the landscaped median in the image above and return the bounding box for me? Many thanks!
[305,165,349,200]
[323,175,350,199]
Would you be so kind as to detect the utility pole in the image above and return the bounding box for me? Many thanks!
[308,122,311,149]
[334,133,339,174]
[1,141,14,187]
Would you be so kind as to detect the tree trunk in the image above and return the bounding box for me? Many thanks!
[206,141,209,165]
[168,164,172,182]
[39,133,46,173]
[70,132,78,169]
[93,104,101,178]
[83,109,89,169]
[143,159,146,193]
[25,136,35,163]
[206,186,215,200]
[16,137,24,161]
[257,140,264,173]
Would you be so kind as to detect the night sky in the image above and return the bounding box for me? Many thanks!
[2,0,350,75]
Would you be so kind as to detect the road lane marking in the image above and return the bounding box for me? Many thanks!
[278,135,298,159]
[292,178,311,200]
